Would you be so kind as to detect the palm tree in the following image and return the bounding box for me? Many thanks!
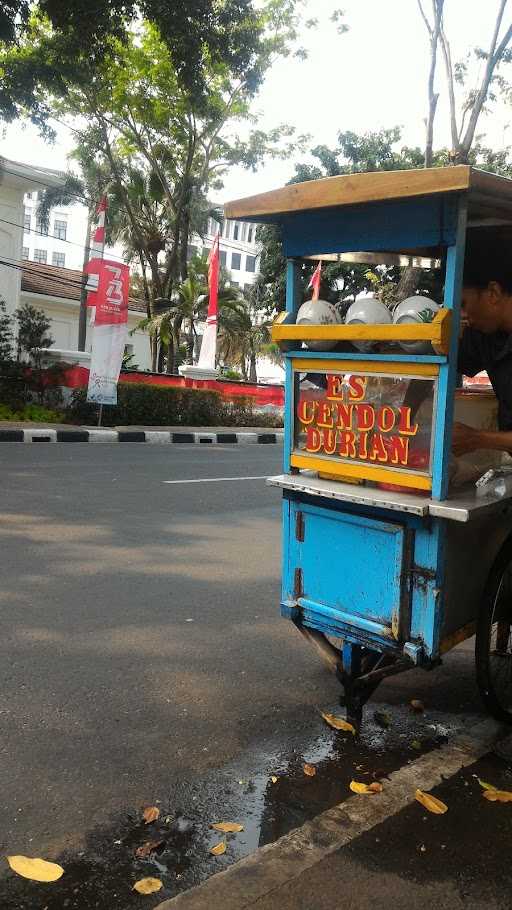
[138,252,240,373]
[218,298,271,382]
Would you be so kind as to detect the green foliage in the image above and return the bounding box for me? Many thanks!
[0,0,276,119]
[66,382,277,427]
[15,302,53,367]
[0,402,62,422]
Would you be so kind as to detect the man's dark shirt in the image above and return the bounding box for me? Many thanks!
[458,328,512,430]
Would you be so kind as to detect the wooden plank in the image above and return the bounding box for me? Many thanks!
[290,453,432,490]
[273,309,451,353]
[225,165,472,220]
[291,357,439,377]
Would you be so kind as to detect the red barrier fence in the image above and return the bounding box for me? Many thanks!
[61,366,285,408]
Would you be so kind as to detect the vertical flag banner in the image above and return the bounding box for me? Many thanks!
[198,232,220,370]
[86,196,108,323]
[308,260,322,301]
[87,260,130,405]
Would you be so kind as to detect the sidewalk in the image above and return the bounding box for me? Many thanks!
[0,421,283,444]
[155,720,512,910]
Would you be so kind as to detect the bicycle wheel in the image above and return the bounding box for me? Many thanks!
[476,536,512,723]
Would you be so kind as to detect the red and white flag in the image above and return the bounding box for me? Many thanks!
[308,260,322,301]
[198,233,220,370]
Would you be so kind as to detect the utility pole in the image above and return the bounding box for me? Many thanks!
[78,211,93,351]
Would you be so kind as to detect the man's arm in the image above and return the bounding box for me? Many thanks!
[452,423,512,456]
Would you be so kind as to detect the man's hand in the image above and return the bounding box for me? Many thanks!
[452,421,482,456]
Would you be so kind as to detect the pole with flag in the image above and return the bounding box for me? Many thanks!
[308,260,322,301]
[197,232,220,370]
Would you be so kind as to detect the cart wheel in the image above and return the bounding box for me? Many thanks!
[476,537,512,723]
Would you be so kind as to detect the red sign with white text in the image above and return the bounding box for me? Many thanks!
[85,258,129,325]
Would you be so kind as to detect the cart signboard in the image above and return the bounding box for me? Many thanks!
[292,361,437,489]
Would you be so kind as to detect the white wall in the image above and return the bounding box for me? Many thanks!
[19,291,153,370]
[0,184,24,317]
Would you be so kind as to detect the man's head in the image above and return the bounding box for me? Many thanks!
[462,229,512,333]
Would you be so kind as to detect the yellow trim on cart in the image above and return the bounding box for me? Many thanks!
[291,358,439,377]
[273,309,452,355]
[290,453,432,490]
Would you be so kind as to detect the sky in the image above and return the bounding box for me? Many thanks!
[1,0,511,206]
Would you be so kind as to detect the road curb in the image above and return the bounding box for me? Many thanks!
[0,429,283,445]
[154,719,506,910]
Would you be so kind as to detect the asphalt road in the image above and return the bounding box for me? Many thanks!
[0,444,510,909]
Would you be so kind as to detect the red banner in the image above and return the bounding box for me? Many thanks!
[85,258,129,325]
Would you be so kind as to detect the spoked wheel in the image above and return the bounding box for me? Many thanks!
[476,537,512,723]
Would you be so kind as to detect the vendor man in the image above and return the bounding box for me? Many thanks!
[453,229,512,457]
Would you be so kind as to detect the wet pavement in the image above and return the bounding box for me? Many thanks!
[0,701,480,908]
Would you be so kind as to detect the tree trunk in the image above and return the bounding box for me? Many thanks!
[248,351,257,383]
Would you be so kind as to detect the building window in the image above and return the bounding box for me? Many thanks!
[231,252,241,270]
[22,246,29,260]
[54,219,67,241]
[36,217,48,236]
[247,226,254,243]
[233,222,239,240]
[33,249,47,264]
[246,254,256,273]
[25,192,32,200]
[219,249,227,267]
[52,252,65,267]
[23,208,31,232]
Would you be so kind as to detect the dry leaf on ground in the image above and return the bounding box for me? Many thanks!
[133,877,163,894]
[415,789,448,814]
[271,776,278,784]
[142,806,160,824]
[211,822,244,833]
[7,856,64,883]
[303,763,317,777]
[410,700,424,713]
[135,840,164,858]
[350,781,383,795]
[321,712,356,735]
[210,841,226,855]
[478,778,497,791]
[411,740,422,751]
[483,788,512,802]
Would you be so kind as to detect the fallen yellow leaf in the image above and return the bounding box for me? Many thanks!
[210,841,226,855]
[410,699,424,713]
[350,780,383,794]
[211,822,244,833]
[483,788,512,802]
[271,776,278,784]
[303,763,317,777]
[415,789,448,814]
[411,740,422,751]
[478,778,497,791]
[7,856,64,883]
[133,877,163,894]
[321,712,356,734]
[142,806,160,824]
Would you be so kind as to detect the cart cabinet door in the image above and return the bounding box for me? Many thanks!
[284,501,408,647]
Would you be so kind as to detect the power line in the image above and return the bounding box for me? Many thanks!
[1,213,127,264]
[0,257,87,292]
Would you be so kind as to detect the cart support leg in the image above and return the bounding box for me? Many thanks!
[339,642,364,723]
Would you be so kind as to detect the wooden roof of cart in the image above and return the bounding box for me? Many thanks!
[225,165,512,225]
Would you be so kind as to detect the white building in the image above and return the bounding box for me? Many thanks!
[21,189,88,271]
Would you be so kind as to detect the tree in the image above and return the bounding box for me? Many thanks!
[218,298,272,383]
[0,1,276,123]
[15,303,53,369]
[417,0,512,164]
[139,253,240,373]
[255,129,427,315]
[0,298,13,362]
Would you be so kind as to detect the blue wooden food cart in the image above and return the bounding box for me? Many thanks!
[225,167,512,722]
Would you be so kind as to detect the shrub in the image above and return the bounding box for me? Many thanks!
[66,382,283,427]
[0,403,62,422]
